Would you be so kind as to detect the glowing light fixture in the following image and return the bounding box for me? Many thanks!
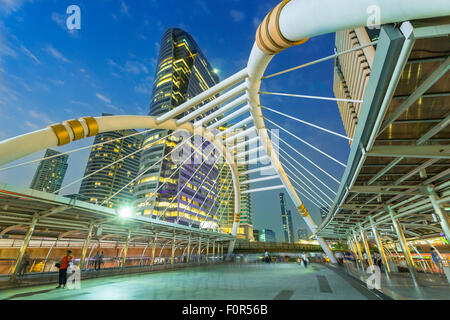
[119,206,133,218]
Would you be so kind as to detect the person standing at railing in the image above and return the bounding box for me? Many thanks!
[56,250,73,289]
[17,250,31,277]
[93,252,100,271]
[431,248,444,278]
[99,251,104,270]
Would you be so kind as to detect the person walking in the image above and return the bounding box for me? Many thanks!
[56,250,73,289]
[99,251,104,270]
[302,253,308,268]
[93,252,100,271]
[431,248,444,277]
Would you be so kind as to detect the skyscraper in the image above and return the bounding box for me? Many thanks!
[279,193,294,243]
[30,149,68,194]
[260,229,276,242]
[79,117,143,208]
[217,126,253,239]
[134,28,221,228]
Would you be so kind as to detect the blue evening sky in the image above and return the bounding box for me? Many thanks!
[0,0,350,241]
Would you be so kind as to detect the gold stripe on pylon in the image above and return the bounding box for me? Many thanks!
[296,204,309,217]
[81,117,99,137]
[49,124,71,146]
[66,119,85,141]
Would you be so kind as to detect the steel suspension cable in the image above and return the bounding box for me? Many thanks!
[55,131,170,194]
[265,117,346,167]
[101,133,194,206]
[279,151,335,203]
[278,145,337,196]
[156,142,217,221]
[176,154,224,224]
[0,128,156,172]
[189,164,230,230]
[203,169,232,228]
[260,92,363,104]
[275,132,341,184]
[261,105,352,141]
[185,161,228,227]
[283,165,332,208]
[262,41,378,80]
[287,174,328,211]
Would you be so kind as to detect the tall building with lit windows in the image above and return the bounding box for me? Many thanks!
[134,28,221,227]
[217,126,253,240]
[79,114,143,208]
[280,193,294,243]
[30,149,68,194]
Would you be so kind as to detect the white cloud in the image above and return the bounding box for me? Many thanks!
[51,12,65,28]
[120,1,130,17]
[96,93,111,104]
[46,45,70,63]
[20,45,40,64]
[230,10,245,22]
[71,100,90,107]
[28,109,53,125]
[25,120,39,130]
[0,0,32,16]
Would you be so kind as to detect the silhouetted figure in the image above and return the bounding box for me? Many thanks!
[56,250,73,289]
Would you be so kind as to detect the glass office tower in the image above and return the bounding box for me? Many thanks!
[30,149,68,194]
[279,193,294,243]
[79,114,143,209]
[134,28,221,228]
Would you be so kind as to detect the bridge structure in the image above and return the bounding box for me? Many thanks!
[0,0,449,286]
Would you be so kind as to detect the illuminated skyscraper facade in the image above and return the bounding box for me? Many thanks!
[79,120,143,208]
[134,28,221,228]
[279,193,294,243]
[217,126,253,239]
[30,149,68,194]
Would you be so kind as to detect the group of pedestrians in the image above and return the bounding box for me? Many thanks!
[371,252,384,270]
[92,251,105,270]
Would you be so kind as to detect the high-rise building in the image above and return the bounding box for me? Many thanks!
[30,149,68,194]
[253,229,260,241]
[134,28,221,228]
[298,228,308,240]
[79,117,143,208]
[333,27,379,143]
[217,126,253,239]
[259,229,276,242]
[279,193,294,242]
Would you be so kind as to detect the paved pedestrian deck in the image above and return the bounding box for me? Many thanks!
[0,263,388,300]
[342,263,450,300]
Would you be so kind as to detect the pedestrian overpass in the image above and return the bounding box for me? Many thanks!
[0,0,449,286]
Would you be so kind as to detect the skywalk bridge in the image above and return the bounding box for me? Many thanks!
[0,0,449,288]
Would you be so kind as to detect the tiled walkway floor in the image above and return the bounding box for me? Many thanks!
[0,263,386,300]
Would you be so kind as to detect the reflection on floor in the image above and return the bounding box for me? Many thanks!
[0,263,388,300]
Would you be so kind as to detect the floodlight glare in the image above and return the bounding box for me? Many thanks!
[119,206,133,218]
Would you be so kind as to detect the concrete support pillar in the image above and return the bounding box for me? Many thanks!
[387,206,419,285]
[150,234,157,266]
[426,185,450,241]
[121,229,131,271]
[79,223,94,270]
[197,237,202,263]
[10,214,39,282]
[360,227,374,269]
[206,239,210,262]
[171,233,176,265]
[212,240,216,261]
[221,244,224,260]
[353,232,366,268]
[370,216,391,277]
[186,235,191,263]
